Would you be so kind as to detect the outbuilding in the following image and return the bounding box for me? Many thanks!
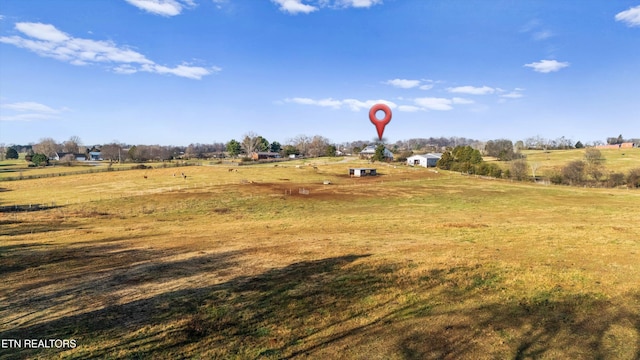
[359,145,394,160]
[349,168,377,177]
[407,153,442,168]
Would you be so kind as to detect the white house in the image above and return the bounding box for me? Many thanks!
[407,153,442,167]
[359,145,394,160]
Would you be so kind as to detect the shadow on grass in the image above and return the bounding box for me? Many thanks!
[0,204,64,213]
[1,254,638,359]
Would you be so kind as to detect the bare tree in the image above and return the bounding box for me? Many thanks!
[291,135,311,157]
[101,143,123,162]
[584,148,604,182]
[530,162,540,182]
[33,138,60,158]
[63,135,82,153]
[510,159,528,181]
[241,132,261,157]
[0,143,5,161]
[308,135,330,157]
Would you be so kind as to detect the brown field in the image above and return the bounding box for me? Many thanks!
[1,159,639,359]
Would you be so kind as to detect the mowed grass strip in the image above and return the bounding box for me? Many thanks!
[1,161,639,359]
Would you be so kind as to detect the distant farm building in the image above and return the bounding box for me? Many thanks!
[407,153,443,168]
[251,151,281,160]
[89,151,102,161]
[349,168,377,177]
[52,152,87,161]
[595,142,637,149]
[359,145,394,160]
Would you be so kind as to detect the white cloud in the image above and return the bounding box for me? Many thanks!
[418,84,433,90]
[0,22,217,79]
[335,0,382,8]
[285,97,396,111]
[413,97,454,111]
[384,78,421,89]
[615,5,640,27]
[524,59,570,73]
[451,97,474,104]
[15,22,69,42]
[124,0,196,17]
[500,92,523,99]
[532,30,553,41]
[272,0,382,14]
[447,85,495,95]
[272,0,318,14]
[397,105,421,112]
[0,101,68,122]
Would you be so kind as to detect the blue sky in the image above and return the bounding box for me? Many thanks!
[1,0,639,146]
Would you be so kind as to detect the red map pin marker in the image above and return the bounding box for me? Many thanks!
[369,103,392,140]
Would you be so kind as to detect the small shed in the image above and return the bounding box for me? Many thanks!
[407,153,442,168]
[349,168,377,177]
[251,151,281,160]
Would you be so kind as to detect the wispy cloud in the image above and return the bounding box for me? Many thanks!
[0,22,219,79]
[284,97,396,111]
[283,94,476,112]
[123,0,196,17]
[520,19,554,41]
[384,78,434,90]
[0,101,69,121]
[272,0,318,14]
[335,0,382,9]
[272,0,382,14]
[447,85,495,95]
[384,78,421,89]
[524,59,569,73]
[615,5,640,27]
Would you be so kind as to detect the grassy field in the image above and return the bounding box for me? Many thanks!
[1,159,639,359]
[521,147,640,176]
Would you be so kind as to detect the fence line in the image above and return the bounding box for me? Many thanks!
[0,163,199,182]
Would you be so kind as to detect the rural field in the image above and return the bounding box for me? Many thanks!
[1,158,639,359]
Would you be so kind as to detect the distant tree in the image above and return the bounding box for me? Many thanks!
[60,153,75,166]
[574,141,584,149]
[128,146,138,162]
[514,140,525,152]
[530,162,540,181]
[485,139,517,161]
[292,135,311,157]
[562,160,585,185]
[325,144,337,157]
[436,151,454,170]
[0,143,5,160]
[308,136,330,157]
[101,143,123,162]
[584,148,603,166]
[510,159,528,181]
[226,139,242,157]
[63,135,82,153]
[241,132,261,156]
[372,144,386,162]
[584,148,604,182]
[352,146,362,154]
[270,141,282,153]
[282,145,299,157]
[256,136,270,152]
[33,138,60,158]
[608,172,626,188]
[6,147,19,160]
[31,153,48,167]
[627,168,640,188]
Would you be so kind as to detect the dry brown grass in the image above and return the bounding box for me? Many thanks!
[1,160,639,359]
